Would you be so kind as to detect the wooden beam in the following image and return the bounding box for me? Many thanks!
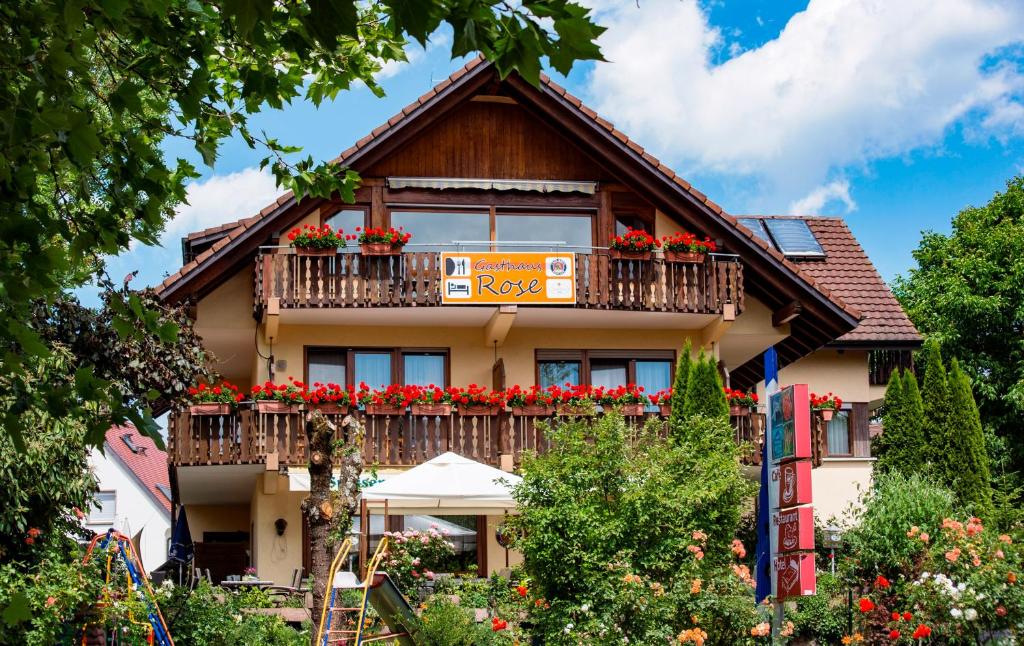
[262,297,280,344]
[772,300,803,327]
[484,305,517,347]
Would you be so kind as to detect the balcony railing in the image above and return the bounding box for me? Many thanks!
[254,251,743,316]
[869,348,915,386]
[168,407,766,469]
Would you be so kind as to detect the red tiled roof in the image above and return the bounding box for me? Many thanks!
[104,425,172,512]
[742,216,920,344]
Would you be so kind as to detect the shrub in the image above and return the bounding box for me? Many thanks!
[668,338,693,430]
[789,571,849,644]
[946,359,993,515]
[919,340,952,461]
[380,527,456,597]
[682,352,729,424]
[410,596,517,645]
[160,580,307,645]
[875,369,927,475]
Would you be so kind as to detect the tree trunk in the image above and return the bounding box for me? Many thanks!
[303,411,363,646]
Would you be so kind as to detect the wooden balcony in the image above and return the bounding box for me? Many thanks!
[254,251,743,316]
[168,407,766,469]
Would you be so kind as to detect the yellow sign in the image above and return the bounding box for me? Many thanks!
[440,252,576,305]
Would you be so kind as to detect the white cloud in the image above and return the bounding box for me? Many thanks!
[585,0,1024,209]
[788,179,856,214]
[160,167,280,244]
[376,32,453,80]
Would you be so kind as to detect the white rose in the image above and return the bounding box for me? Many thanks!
[965,609,978,621]
[950,608,963,618]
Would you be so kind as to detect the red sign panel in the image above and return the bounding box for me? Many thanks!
[769,384,812,464]
[774,552,816,600]
[774,506,815,553]
[772,460,813,508]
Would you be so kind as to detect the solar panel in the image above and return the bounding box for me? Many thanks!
[763,219,825,257]
[736,217,774,247]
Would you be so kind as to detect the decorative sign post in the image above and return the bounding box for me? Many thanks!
[439,252,576,305]
[768,384,817,605]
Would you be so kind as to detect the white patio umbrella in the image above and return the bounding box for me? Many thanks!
[360,452,521,515]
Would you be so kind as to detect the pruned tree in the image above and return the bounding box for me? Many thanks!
[875,369,926,475]
[946,359,993,514]
[682,351,729,423]
[668,338,694,431]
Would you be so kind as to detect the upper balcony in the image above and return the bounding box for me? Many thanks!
[253,249,744,319]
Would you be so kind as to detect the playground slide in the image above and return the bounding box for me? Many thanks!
[365,573,417,646]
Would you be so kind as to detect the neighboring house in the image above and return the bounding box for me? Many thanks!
[156,58,920,586]
[87,425,172,572]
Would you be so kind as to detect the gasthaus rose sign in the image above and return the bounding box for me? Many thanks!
[440,252,576,305]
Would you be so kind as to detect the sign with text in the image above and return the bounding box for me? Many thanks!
[773,552,817,601]
[440,252,576,305]
[770,384,812,464]
[773,506,815,553]
[770,460,813,509]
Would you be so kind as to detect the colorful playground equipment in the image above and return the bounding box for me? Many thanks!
[80,529,175,646]
[316,536,417,645]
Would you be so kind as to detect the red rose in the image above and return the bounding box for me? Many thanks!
[858,597,875,613]
[516,585,528,597]
[875,575,890,589]
[911,625,931,639]
[903,612,912,621]
[889,629,901,639]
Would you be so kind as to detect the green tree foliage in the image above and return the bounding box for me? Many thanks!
[0,0,604,448]
[875,369,927,475]
[510,414,757,644]
[893,176,1024,463]
[919,339,952,457]
[945,359,993,514]
[682,352,729,423]
[668,338,693,429]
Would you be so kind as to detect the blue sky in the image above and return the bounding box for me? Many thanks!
[107,0,1024,294]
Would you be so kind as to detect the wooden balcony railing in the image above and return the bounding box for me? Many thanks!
[869,348,915,386]
[254,251,743,316]
[168,407,766,469]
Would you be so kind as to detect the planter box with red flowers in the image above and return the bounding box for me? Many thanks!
[250,379,306,413]
[660,231,716,263]
[550,384,597,416]
[303,382,352,415]
[451,385,505,416]
[408,385,454,416]
[608,228,660,260]
[597,385,650,416]
[355,383,416,415]
[188,381,244,415]
[286,223,352,256]
[504,385,556,416]
[649,388,674,417]
[810,392,842,421]
[357,227,411,256]
[724,388,758,417]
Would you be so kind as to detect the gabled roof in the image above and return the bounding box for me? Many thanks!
[104,425,172,513]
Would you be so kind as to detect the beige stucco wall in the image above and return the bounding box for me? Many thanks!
[251,473,306,585]
[485,514,524,574]
[812,459,874,523]
[770,349,871,404]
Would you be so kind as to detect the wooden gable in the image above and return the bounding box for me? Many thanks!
[364,97,614,181]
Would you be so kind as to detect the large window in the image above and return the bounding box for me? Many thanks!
[324,208,366,235]
[536,351,674,405]
[495,214,593,251]
[390,210,490,251]
[825,409,852,456]
[306,348,448,388]
[89,491,117,525]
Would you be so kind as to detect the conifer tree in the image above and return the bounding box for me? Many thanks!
[875,369,927,475]
[682,352,730,421]
[945,359,993,514]
[919,339,952,461]
[901,369,927,466]
[668,338,693,429]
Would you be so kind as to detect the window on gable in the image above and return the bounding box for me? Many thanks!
[89,491,117,525]
[324,208,366,235]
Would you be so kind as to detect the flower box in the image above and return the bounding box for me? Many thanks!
[608,249,652,261]
[659,404,672,418]
[818,409,834,422]
[556,403,595,416]
[663,250,705,264]
[364,404,406,416]
[460,404,502,416]
[255,400,300,414]
[294,247,338,257]
[411,403,452,416]
[189,403,232,416]
[616,403,647,417]
[729,404,752,417]
[511,405,554,416]
[360,242,401,256]
[307,403,349,415]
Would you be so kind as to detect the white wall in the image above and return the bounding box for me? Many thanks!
[87,450,171,572]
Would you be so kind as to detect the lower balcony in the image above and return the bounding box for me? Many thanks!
[168,406,768,469]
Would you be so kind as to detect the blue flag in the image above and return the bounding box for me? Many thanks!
[755,347,778,602]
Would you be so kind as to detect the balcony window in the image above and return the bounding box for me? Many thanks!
[826,409,852,456]
[495,214,593,251]
[324,208,366,235]
[89,491,117,525]
[403,353,446,387]
[590,359,628,389]
[538,360,581,388]
[307,347,449,389]
[308,349,346,387]
[390,210,489,251]
[536,351,673,403]
[353,352,393,389]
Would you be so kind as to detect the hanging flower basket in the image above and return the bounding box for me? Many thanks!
[255,400,300,414]
[295,247,337,257]
[460,404,502,416]
[663,250,705,264]
[307,403,349,415]
[510,404,554,416]
[729,404,752,417]
[411,403,453,416]
[364,404,406,416]
[189,403,232,416]
[608,248,652,261]
[360,242,401,256]
[819,409,834,422]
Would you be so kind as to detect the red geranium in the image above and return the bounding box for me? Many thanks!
[598,384,650,407]
[661,231,717,253]
[858,597,875,613]
[188,380,245,405]
[889,629,901,640]
[810,392,842,410]
[357,226,411,246]
[649,388,673,405]
[251,378,306,404]
[504,384,556,408]
[911,624,931,639]
[724,388,758,408]
[610,228,660,252]
[875,575,890,589]
[303,382,352,406]
[491,617,508,631]
[287,223,347,249]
